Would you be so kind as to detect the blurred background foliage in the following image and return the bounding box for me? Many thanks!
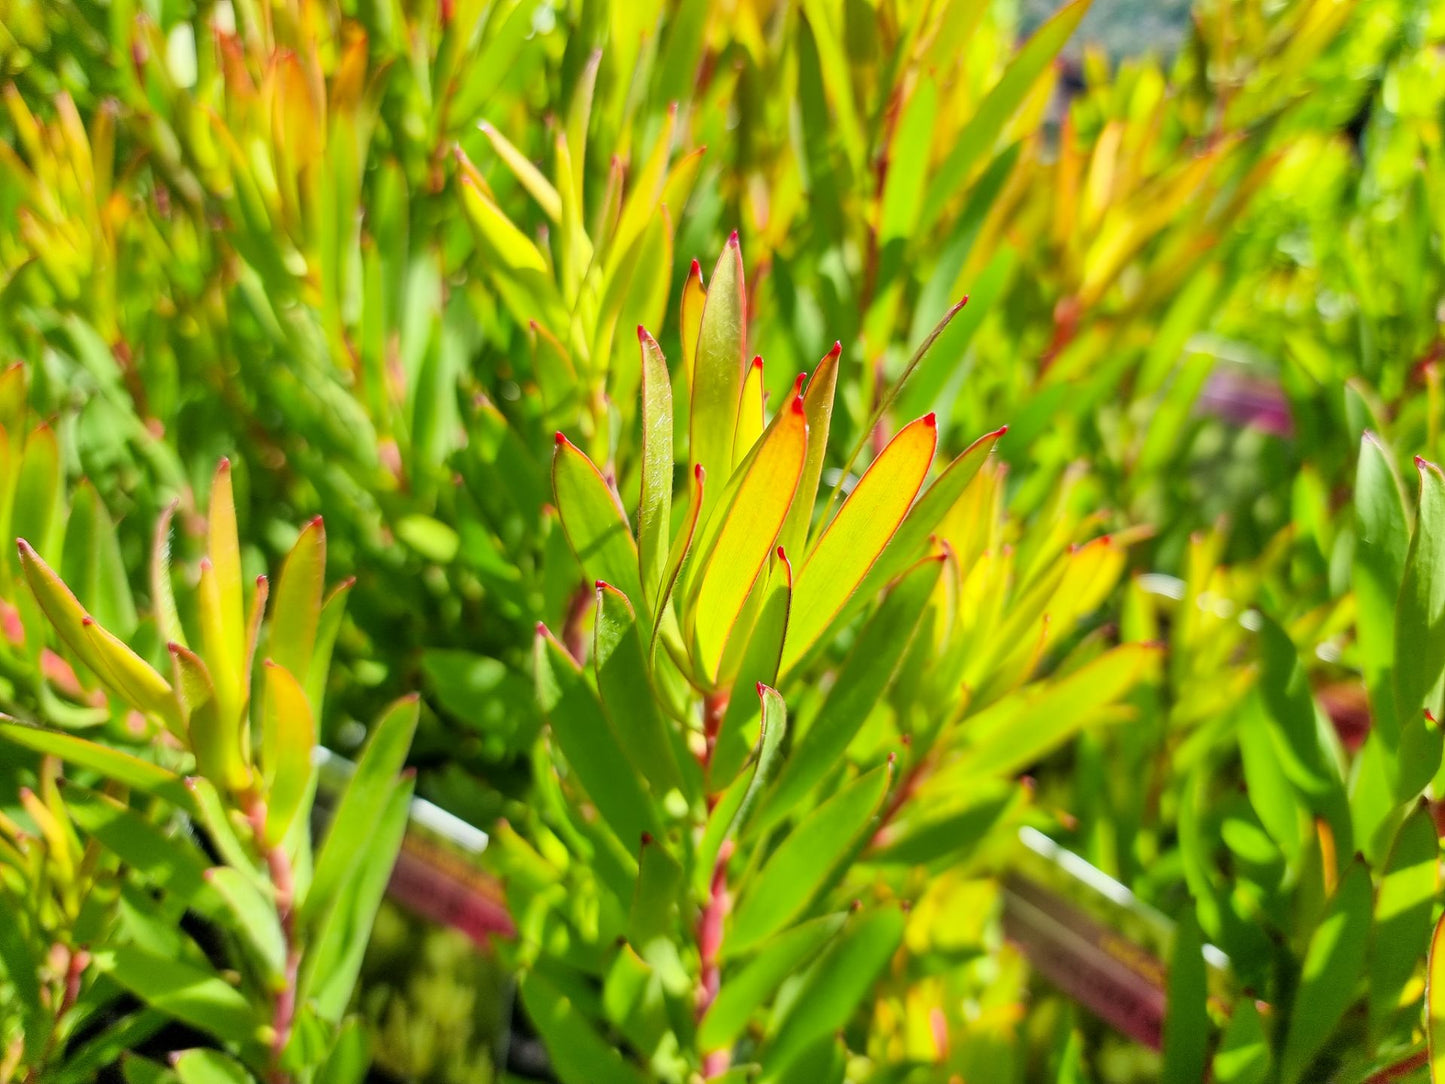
[2,0,1445,1078]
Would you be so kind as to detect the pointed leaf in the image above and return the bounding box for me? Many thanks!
[97,944,259,1045]
[761,555,942,831]
[304,695,418,924]
[0,718,192,811]
[260,661,315,846]
[727,759,892,957]
[1369,807,1439,1043]
[733,356,765,469]
[778,343,842,559]
[553,434,646,608]
[594,584,684,800]
[1278,861,1373,1083]
[518,970,651,1084]
[688,392,807,682]
[269,517,325,683]
[713,551,793,784]
[205,866,285,982]
[1355,433,1409,747]
[761,906,906,1073]
[535,626,659,849]
[638,328,673,605]
[1395,457,1445,728]
[699,912,847,1053]
[783,414,938,674]
[651,464,705,661]
[82,617,182,735]
[691,236,747,523]
[169,644,247,794]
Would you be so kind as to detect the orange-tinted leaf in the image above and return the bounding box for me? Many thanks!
[782,414,937,674]
[688,394,807,683]
[778,342,841,559]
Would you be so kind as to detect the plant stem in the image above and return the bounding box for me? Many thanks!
[697,840,733,1079]
[247,799,299,1084]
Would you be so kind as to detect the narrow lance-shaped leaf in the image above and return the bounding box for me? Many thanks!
[594,583,684,800]
[1369,806,1439,1045]
[726,758,892,957]
[1429,910,1445,1083]
[477,119,562,222]
[713,550,792,784]
[783,413,938,675]
[651,464,704,663]
[535,625,660,850]
[698,911,848,1053]
[688,389,807,683]
[303,694,419,924]
[694,683,789,897]
[680,257,706,386]
[1354,432,1409,748]
[198,558,245,758]
[1278,861,1374,1083]
[0,717,192,812]
[151,501,186,649]
[733,356,764,469]
[170,643,249,794]
[18,538,110,683]
[82,616,183,737]
[269,516,325,682]
[760,906,907,1074]
[205,865,285,983]
[691,235,746,524]
[553,434,646,610]
[260,661,315,846]
[762,555,943,831]
[777,342,841,559]
[638,328,673,606]
[1395,457,1445,729]
[207,459,246,673]
[1161,908,1209,1084]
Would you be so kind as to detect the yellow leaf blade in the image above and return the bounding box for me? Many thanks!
[689,393,808,683]
[783,413,938,674]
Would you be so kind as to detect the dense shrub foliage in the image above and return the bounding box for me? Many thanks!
[2,0,1445,1081]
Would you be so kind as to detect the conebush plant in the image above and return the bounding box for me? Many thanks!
[0,448,417,1083]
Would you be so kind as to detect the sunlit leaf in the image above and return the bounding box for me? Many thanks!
[269,516,326,684]
[691,235,747,524]
[553,434,646,609]
[783,414,937,674]
[260,660,315,845]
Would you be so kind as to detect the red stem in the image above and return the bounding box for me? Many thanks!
[697,840,733,1078]
[248,799,299,1083]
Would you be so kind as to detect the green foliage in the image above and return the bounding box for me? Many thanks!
[0,441,416,1082]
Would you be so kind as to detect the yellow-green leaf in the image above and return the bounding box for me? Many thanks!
[638,327,673,606]
[733,355,764,469]
[1429,909,1445,1082]
[81,616,182,736]
[169,642,248,794]
[261,660,315,845]
[782,413,937,674]
[269,516,326,682]
[207,459,246,669]
[552,434,646,610]
[688,393,807,683]
[690,236,746,524]
[778,342,842,560]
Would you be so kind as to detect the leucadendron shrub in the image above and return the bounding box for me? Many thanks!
[486,239,1160,1081]
[0,455,417,1083]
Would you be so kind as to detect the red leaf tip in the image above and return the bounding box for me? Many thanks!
[791,394,806,415]
[727,229,739,247]
[689,258,702,277]
[791,372,807,396]
[309,514,324,528]
[81,615,94,627]
[750,355,763,371]
[15,539,29,554]
[640,831,654,846]
[555,431,568,446]
[637,325,648,342]
[776,545,786,559]
[923,412,937,428]
[694,463,706,482]
[535,622,548,635]
[1417,456,1427,469]
[166,641,181,653]
[217,456,231,471]
[595,579,611,592]
[755,681,766,697]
